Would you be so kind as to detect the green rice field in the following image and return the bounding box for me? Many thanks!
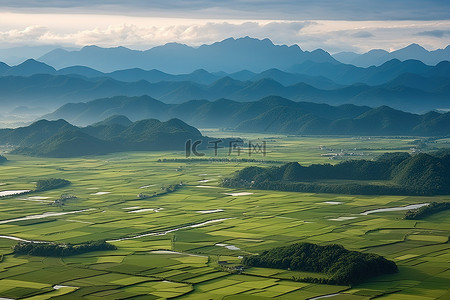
[0,134,449,299]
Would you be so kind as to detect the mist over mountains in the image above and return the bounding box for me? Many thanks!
[0,57,449,113]
[4,56,449,87]
[43,95,450,136]
[0,37,449,130]
[1,95,448,158]
[0,117,205,157]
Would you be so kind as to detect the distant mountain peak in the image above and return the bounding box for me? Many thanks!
[32,118,71,126]
[367,49,389,54]
[156,42,190,50]
[394,43,429,55]
[81,45,101,51]
[404,43,425,49]
[3,58,56,76]
[241,36,273,44]
[191,68,210,75]
[210,76,242,85]
[45,48,69,55]
[209,36,276,47]
[380,58,402,66]
[20,58,51,67]
[377,105,397,111]
[92,115,132,127]
[310,48,327,54]
[22,58,38,63]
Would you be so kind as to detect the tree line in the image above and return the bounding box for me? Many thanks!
[13,240,116,257]
[223,151,450,195]
[158,158,283,164]
[404,202,450,220]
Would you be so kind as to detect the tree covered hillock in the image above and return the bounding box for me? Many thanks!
[223,151,450,195]
[392,153,450,194]
[242,243,398,285]
[35,178,71,191]
[6,117,207,157]
[404,202,450,220]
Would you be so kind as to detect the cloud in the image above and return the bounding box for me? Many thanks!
[415,30,450,38]
[287,20,450,53]
[351,31,374,38]
[0,0,449,21]
[0,26,48,43]
[0,14,448,54]
[0,21,314,48]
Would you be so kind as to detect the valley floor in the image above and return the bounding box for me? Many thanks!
[0,135,449,299]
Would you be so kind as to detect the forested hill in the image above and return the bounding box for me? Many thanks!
[223,151,450,195]
[44,96,450,136]
[0,117,207,157]
[243,242,398,285]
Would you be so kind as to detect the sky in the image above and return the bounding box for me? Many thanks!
[0,0,449,54]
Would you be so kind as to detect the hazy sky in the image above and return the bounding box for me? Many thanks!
[0,0,449,53]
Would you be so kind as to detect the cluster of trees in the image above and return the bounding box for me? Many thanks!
[50,193,77,207]
[223,152,450,195]
[404,202,450,220]
[160,184,182,194]
[13,240,116,257]
[35,178,71,191]
[138,183,182,199]
[0,155,6,164]
[242,243,398,285]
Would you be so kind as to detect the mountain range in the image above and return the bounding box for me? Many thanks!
[4,57,449,87]
[0,45,78,66]
[38,37,338,73]
[334,44,450,67]
[1,59,449,113]
[34,37,450,73]
[0,59,342,88]
[2,38,448,73]
[0,117,205,157]
[43,95,450,136]
[0,37,448,116]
